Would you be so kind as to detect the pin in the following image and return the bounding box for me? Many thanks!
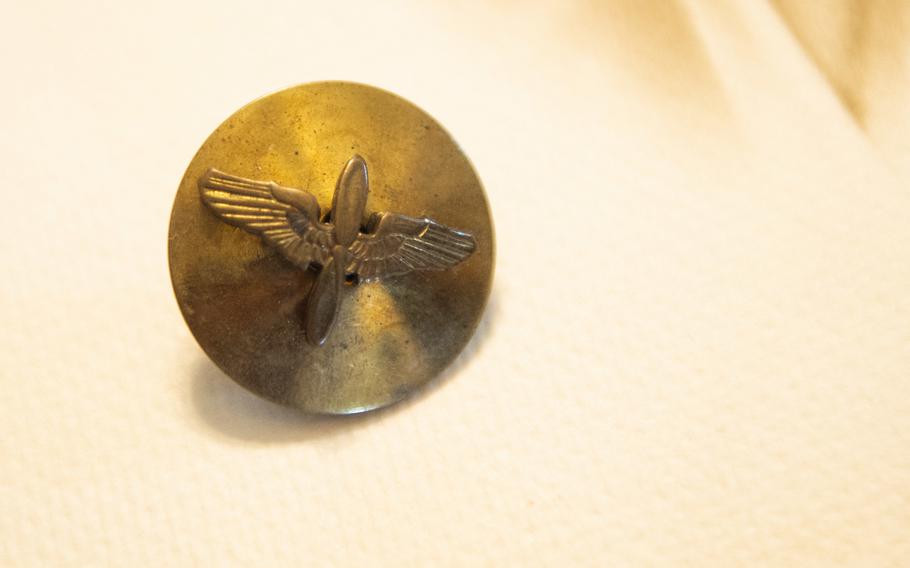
[169,82,494,414]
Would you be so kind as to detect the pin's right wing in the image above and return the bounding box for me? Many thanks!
[347,212,476,282]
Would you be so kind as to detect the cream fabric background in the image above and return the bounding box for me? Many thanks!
[2,1,910,566]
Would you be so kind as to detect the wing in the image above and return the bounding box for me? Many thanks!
[347,212,476,282]
[199,168,334,267]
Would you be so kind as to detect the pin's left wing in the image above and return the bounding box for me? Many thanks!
[199,169,335,268]
[346,212,476,282]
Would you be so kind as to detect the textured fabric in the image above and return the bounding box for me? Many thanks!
[2,1,910,565]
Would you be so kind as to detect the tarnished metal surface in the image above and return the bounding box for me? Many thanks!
[169,82,494,414]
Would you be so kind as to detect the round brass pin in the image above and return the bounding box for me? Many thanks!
[169,82,494,414]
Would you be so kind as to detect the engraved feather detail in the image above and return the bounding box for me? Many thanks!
[347,212,477,282]
[199,168,334,267]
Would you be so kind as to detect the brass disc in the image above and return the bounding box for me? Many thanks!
[168,82,494,414]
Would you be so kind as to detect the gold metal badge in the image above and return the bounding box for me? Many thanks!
[169,82,494,414]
